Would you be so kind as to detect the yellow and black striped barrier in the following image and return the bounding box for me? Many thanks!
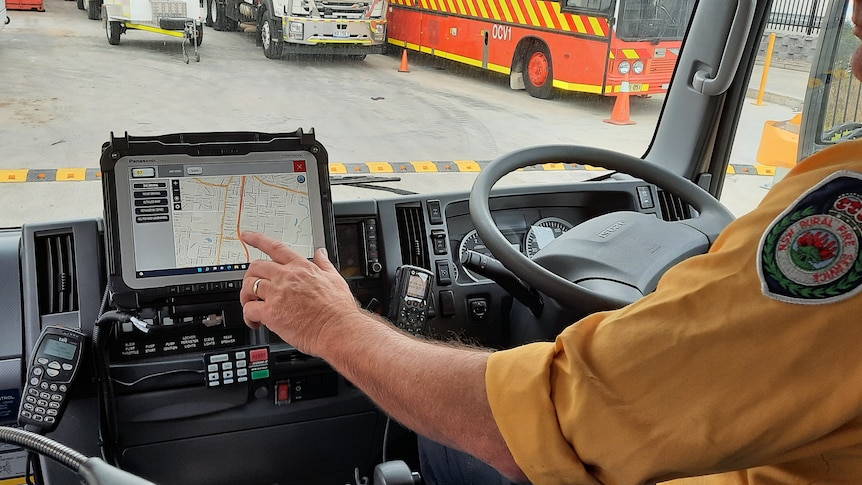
[0,161,777,183]
[0,168,101,183]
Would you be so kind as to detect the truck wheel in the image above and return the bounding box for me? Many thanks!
[523,42,553,99]
[210,0,227,30]
[209,0,219,29]
[260,15,283,59]
[204,0,215,27]
[87,0,101,20]
[77,0,84,10]
[106,19,121,45]
[205,0,213,27]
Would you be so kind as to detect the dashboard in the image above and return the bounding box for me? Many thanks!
[334,177,673,348]
[0,158,682,484]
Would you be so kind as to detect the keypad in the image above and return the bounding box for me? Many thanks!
[205,346,269,387]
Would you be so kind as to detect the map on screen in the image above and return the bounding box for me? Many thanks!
[172,173,314,267]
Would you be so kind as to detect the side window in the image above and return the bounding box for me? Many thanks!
[722,0,833,217]
[816,6,862,145]
[723,0,859,219]
[562,0,611,14]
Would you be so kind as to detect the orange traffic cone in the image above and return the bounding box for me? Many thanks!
[398,49,410,73]
[603,73,636,125]
[603,93,635,125]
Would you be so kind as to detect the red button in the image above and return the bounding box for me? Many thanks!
[276,382,289,402]
[250,348,268,362]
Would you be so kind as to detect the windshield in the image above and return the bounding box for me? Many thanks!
[616,0,695,40]
[0,0,851,228]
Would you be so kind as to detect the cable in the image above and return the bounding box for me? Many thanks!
[382,416,391,463]
[98,285,110,316]
[111,368,204,387]
[353,467,369,485]
[92,309,133,468]
[25,451,40,485]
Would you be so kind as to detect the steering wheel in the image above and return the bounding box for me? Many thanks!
[469,145,735,312]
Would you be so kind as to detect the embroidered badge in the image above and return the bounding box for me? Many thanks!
[759,171,862,304]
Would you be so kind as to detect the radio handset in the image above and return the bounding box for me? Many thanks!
[388,265,434,335]
[19,326,87,433]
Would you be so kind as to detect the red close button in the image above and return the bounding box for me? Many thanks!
[250,348,268,362]
[276,382,290,402]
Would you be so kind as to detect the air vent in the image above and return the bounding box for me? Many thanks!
[657,190,692,222]
[395,203,430,269]
[34,232,79,315]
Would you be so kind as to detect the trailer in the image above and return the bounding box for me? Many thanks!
[102,0,205,62]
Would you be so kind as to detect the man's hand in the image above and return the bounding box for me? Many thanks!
[239,231,361,356]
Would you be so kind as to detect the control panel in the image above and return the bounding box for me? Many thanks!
[110,323,248,362]
[205,346,270,387]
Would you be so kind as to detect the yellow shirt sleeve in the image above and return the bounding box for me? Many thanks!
[486,140,862,485]
[487,342,602,485]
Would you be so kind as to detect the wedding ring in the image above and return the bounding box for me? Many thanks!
[252,278,264,299]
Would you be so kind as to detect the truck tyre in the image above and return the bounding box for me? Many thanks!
[106,19,121,45]
[77,0,84,10]
[87,0,101,20]
[523,42,553,99]
[205,0,213,27]
[260,14,283,59]
[212,0,230,32]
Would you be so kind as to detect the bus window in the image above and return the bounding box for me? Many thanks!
[615,0,695,40]
[562,0,611,13]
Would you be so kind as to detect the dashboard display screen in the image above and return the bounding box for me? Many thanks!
[44,339,77,360]
[106,147,331,293]
[405,272,429,298]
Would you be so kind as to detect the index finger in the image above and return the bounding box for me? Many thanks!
[241,231,306,265]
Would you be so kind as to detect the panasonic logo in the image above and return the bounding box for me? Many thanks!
[598,220,627,239]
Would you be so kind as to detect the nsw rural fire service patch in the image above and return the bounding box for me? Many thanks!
[759,171,862,304]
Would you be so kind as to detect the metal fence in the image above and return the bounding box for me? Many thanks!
[823,71,862,139]
[766,0,826,35]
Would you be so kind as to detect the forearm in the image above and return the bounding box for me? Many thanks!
[318,310,528,483]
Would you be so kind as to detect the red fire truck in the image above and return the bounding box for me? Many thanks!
[388,0,695,99]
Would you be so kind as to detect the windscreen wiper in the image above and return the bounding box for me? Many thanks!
[582,171,617,182]
[330,175,417,195]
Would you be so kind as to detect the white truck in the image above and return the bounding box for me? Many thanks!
[208,0,387,59]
